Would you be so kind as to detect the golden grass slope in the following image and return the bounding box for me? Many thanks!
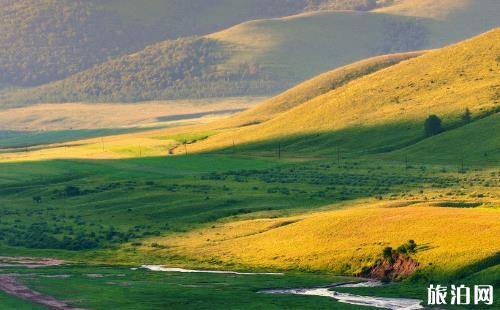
[158,202,500,276]
[217,51,425,128]
[187,28,500,153]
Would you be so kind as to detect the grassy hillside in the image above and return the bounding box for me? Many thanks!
[6,1,499,106]
[377,0,500,46]
[160,202,500,278]
[385,113,500,166]
[0,0,404,89]
[0,46,497,304]
[185,28,499,163]
[3,10,432,106]
[217,51,424,128]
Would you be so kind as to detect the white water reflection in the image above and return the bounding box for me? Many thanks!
[138,265,284,275]
[262,283,423,310]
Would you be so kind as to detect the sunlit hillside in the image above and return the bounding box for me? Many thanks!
[157,202,500,278]
[185,28,499,162]
[0,2,498,309]
[217,51,425,128]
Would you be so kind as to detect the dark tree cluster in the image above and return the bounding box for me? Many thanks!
[0,0,173,87]
[7,37,283,104]
[0,0,363,89]
[424,115,443,137]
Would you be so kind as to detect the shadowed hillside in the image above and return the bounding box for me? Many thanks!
[0,0,400,89]
[0,11,431,105]
[3,0,498,105]
[0,0,306,88]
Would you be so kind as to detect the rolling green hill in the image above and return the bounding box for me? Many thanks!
[4,0,498,106]
[0,0,309,88]
[0,0,399,89]
[185,28,499,165]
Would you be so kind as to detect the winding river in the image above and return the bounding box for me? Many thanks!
[261,281,423,310]
[140,265,424,310]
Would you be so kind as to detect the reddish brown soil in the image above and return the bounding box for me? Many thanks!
[362,254,419,281]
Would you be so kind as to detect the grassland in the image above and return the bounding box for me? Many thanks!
[216,51,425,128]
[0,291,45,310]
[159,202,499,278]
[0,97,260,132]
[0,149,497,310]
[2,265,364,310]
[0,26,498,309]
[0,153,497,267]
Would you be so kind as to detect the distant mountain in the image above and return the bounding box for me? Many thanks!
[0,0,397,88]
[1,0,499,106]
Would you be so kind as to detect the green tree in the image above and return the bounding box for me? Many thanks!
[424,115,443,137]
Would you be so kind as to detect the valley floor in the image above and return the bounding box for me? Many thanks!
[0,105,498,309]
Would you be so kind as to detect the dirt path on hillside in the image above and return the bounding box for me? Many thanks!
[0,275,84,310]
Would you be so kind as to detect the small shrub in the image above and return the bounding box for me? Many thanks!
[383,246,393,259]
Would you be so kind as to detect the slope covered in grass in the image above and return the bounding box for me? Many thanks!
[377,0,500,46]
[386,113,500,166]
[187,28,500,162]
[161,202,500,278]
[217,51,425,128]
[0,0,405,89]
[6,0,499,105]
[3,10,429,106]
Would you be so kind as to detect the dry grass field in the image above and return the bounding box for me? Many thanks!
[0,97,262,131]
[145,201,500,278]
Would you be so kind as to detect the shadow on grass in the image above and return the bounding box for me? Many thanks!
[207,114,499,166]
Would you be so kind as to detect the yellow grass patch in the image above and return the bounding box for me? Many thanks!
[156,202,500,275]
